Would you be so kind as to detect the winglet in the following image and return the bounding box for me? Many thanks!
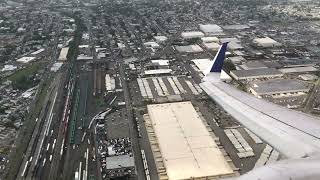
[209,42,229,72]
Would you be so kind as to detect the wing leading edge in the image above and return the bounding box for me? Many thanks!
[201,43,320,158]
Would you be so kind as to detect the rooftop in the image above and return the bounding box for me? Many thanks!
[181,31,204,39]
[144,69,172,75]
[106,155,135,170]
[199,24,223,35]
[16,57,36,63]
[253,37,282,47]
[147,102,233,180]
[280,66,318,73]
[240,61,268,70]
[250,79,310,95]
[175,45,203,53]
[231,68,283,79]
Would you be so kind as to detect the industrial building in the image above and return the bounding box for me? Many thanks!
[230,68,283,80]
[223,24,250,30]
[299,74,318,81]
[175,45,203,53]
[154,36,168,43]
[143,69,172,76]
[203,42,220,50]
[199,24,224,35]
[105,74,116,92]
[151,59,170,67]
[228,56,246,64]
[239,61,268,70]
[227,41,244,50]
[249,79,310,97]
[181,31,204,39]
[58,47,69,61]
[201,36,219,43]
[144,41,160,49]
[279,66,318,73]
[253,37,282,48]
[16,56,36,63]
[144,102,235,180]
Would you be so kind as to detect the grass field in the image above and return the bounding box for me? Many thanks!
[6,62,42,90]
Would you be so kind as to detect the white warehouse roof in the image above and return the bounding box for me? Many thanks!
[16,57,36,63]
[201,36,219,43]
[253,37,282,47]
[144,69,172,75]
[154,36,168,42]
[151,59,169,66]
[199,24,223,35]
[203,42,220,50]
[58,47,69,61]
[147,102,233,180]
[181,31,204,39]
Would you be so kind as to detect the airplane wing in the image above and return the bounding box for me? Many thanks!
[200,42,320,159]
[200,80,320,158]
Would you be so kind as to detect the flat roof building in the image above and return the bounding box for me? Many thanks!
[58,47,69,61]
[240,61,268,70]
[154,36,168,43]
[249,79,310,96]
[144,69,172,76]
[181,31,204,39]
[279,66,318,73]
[228,56,246,64]
[199,24,224,35]
[144,41,160,49]
[151,59,170,66]
[201,36,219,43]
[146,102,234,180]
[230,68,283,80]
[203,42,220,50]
[253,37,282,48]
[175,45,203,53]
[223,24,250,30]
[16,57,36,63]
[299,74,318,81]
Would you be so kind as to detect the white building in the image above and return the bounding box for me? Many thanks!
[145,102,234,180]
[181,31,204,39]
[203,42,220,50]
[253,37,282,48]
[154,36,168,43]
[58,47,69,61]
[16,57,36,63]
[199,24,223,35]
[201,37,219,43]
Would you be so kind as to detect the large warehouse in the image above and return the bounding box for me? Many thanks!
[199,24,224,35]
[230,68,283,80]
[249,79,310,96]
[145,102,234,180]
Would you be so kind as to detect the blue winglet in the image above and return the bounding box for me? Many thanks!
[210,42,229,72]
